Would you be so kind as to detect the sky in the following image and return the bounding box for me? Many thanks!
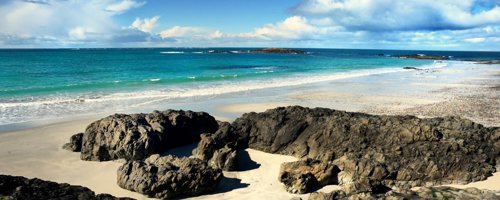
[0,0,499,50]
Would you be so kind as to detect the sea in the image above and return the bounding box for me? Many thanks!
[0,48,499,126]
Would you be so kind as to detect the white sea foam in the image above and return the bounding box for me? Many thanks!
[253,66,276,70]
[160,51,184,54]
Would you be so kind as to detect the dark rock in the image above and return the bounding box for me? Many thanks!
[279,159,340,194]
[62,132,83,152]
[280,171,317,194]
[0,174,132,200]
[309,186,500,200]
[403,66,421,70]
[192,122,244,171]
[250,48,305,54]
[117,154,223,199]
[207,146,238,171]
[475,60,500,64]
[79,110,219,161]
[231,106,498,188]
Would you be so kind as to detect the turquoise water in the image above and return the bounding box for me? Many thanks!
[0,48,498,125]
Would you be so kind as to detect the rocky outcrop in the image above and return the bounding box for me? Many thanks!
[309,187,500,200]
[0,174,133,200]
[79,110,219,161]
[117,154,222,199]
[192,122,243,171]
[279,159,340,194]
[232,106,498,188]
[62,132,83,152]
[475,60,500,64]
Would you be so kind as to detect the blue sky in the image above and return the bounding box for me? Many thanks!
[0,0,499,50]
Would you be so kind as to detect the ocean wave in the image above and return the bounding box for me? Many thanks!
[209,65,285,70]
[160,51,184,54]
[0,61,454,126]
[0,66,407,109]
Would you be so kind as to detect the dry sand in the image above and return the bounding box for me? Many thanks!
[217,102,292,114]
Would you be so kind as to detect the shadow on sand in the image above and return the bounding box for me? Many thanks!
[236,150,261,171]
[161,142,198,158]
[210,176,250,194]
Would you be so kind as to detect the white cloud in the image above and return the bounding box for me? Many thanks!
[105,0,145,13]
[68,27,88,40]
[250,16,315,40]
[157,16,325,43]
[159,26,203,38]
[464,37,486,43]
[131,16,160,33]
[0,0,152,47]
[294,0,500,31]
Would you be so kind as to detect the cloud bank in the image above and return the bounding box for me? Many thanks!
[0,0,499,50]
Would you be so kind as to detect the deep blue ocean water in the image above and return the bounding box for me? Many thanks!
[0,48,499,125]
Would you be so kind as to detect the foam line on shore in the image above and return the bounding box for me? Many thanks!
[0,61,452,126]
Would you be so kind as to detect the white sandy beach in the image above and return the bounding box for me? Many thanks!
[0,61,499,199]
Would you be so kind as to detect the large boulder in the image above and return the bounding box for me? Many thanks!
[117,154,222,200]
[279,159,340,194]
[232,106,498,188]
[80,110,219,161]
[0,174,133,200]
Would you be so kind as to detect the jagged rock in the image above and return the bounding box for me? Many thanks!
[280,171,317,194]
[62,132,83,152]
[279,159,340,194]
[232,106,498,188]
[308,187,500,200]
[0,174,132,200]
[192,122,243,171]
[117,154,222,199]
[79,110,219,161]
[333,154,391,186]
[208,146,238,171]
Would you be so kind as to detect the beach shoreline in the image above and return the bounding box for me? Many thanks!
[0,61,498,199]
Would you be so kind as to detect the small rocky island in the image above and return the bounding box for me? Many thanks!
[4,106,499,199]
